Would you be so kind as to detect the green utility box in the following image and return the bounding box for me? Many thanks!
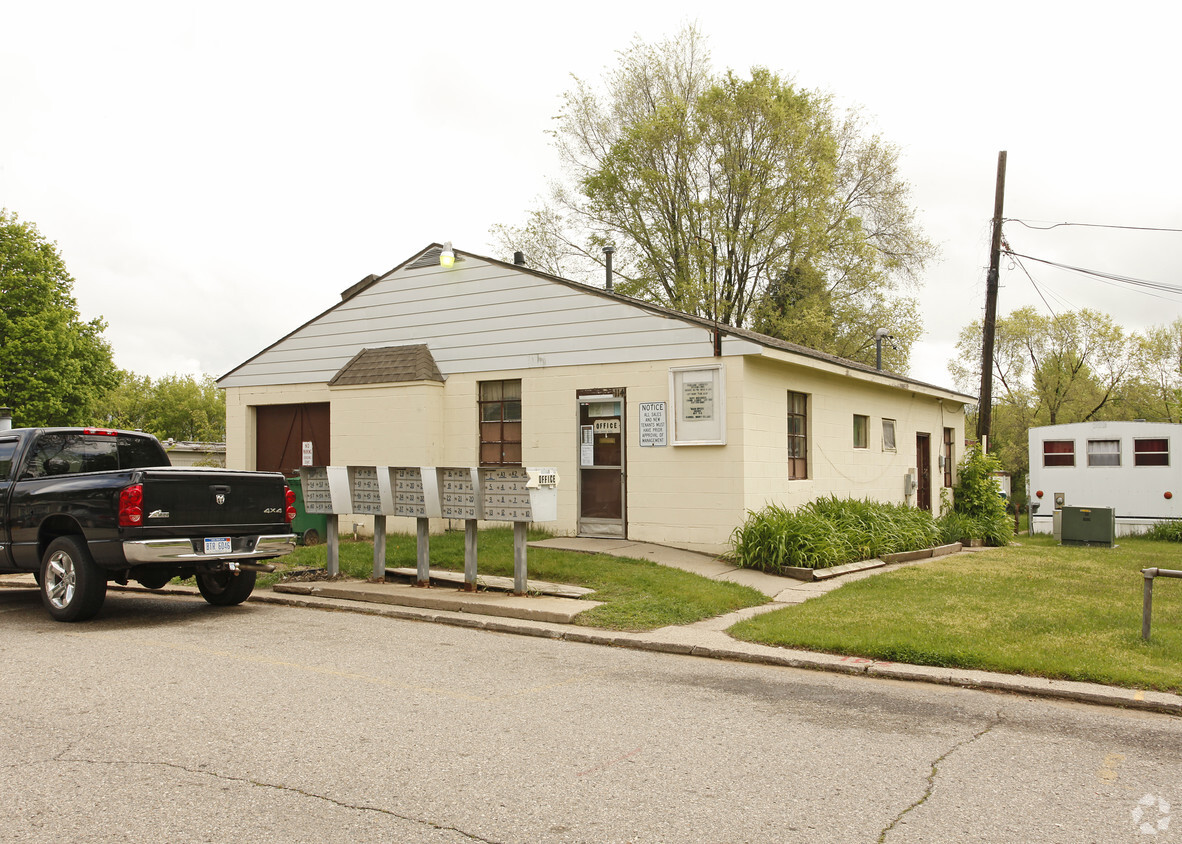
[1060,506,1116,547]
[286,475,329,545]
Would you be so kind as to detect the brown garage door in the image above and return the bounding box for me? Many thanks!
[255,403,330,476]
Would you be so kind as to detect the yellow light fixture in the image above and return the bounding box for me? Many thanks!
[440,242,455,268]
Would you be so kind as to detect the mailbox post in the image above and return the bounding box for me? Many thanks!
[392,467,441,586]
[438,467,481,590]
[299,466,350,576]
[479,467,558,594]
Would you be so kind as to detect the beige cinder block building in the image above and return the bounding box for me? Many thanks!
[218,244,973,554]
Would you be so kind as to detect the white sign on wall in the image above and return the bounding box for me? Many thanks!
[639,402,667,447]
[302,441,314,466]
[669,365,726,446]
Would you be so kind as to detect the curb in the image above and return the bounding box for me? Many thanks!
[8,575,1180,717]
[246,589,1182,718]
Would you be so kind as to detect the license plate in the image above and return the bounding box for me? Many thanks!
[204,537,232,554]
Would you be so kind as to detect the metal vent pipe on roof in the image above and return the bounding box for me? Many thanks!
[513,251,526,266]
[603,245,614,291]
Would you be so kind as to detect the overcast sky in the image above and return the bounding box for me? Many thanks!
[3,1,1180,391]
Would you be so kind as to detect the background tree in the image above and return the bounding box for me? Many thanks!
[0,210,116,426]
[491,25,934,371]
[103,371,226,442]
[951,306,1142,495]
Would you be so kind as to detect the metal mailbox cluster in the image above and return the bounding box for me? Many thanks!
[298,465,559,593]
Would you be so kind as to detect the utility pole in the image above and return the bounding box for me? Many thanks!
[977,151,1007,449]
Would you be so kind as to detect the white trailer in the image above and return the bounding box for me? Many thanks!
[1027,421,1181,536]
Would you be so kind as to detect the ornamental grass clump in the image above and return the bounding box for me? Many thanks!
[731,496,938,573]
[1142,520,1182,542]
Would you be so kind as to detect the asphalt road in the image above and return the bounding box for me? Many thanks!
[1,586,1179,843]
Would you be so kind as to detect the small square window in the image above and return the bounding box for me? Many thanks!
[1043,440,1075,467]
[882,419,897,452]
[1087,439,1120,467]
[853,415,868,449]
[1135,438,1170,467]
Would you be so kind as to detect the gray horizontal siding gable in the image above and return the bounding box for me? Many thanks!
[218,246,722,388]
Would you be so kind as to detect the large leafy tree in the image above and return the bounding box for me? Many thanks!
[491,26,933,370]
[102,371,226,442]
[950,306,1141,489]
[0,210,116,426]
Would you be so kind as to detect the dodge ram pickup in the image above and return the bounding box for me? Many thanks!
[0,427,296,621]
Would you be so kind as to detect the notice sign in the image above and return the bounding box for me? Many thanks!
[302,441,314,466]
[682,378,714,421]
[639,402,667,447]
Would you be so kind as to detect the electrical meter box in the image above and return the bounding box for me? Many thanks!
[1059,506,1116,547]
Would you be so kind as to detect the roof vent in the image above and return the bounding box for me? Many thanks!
[603,245,614,291]
[514,251,526,266]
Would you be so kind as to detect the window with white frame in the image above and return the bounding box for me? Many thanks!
[1134,438,1170,466]
[853,415,869,449]
[882,419,897,452]
[1042,440,1075,467]
[1086,439,1120,467]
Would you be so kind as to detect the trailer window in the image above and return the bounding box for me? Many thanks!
[1134,438,1170,467]
[1042,440,1075,467]
[1087,440,1120,467]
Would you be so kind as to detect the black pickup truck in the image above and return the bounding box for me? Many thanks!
[0,427,296,621]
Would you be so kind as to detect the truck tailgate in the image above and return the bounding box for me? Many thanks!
[139,469,287,529]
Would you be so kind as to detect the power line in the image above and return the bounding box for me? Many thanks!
[1001,250,1182,301]
[1005,219,1182,233]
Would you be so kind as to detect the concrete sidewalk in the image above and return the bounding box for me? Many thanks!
[4,539,1180,716]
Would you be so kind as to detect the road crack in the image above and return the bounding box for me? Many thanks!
[878,714,1002,842]
[34,756,504,843]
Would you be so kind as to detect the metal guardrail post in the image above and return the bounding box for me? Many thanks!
[1141,567,1182,641]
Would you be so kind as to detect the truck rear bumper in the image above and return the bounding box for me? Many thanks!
[122,534,296,564]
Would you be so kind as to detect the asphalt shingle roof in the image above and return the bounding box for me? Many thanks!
[328,344,445,386]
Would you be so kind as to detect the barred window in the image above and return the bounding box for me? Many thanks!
[478,380,522,466]
[787,391,808,480]
[943,428,954,488]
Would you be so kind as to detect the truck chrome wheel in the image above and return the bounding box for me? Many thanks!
[44,550,77,610]
[39,536,107,622]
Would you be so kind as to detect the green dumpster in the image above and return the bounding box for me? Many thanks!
[287,475,328,546]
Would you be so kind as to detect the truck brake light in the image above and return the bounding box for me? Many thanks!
[284,485,297,523]
[119,484,144,527]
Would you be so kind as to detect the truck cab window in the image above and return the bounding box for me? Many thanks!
[117,435,169,469]
[22,434,120,478]
[0,439,17,480]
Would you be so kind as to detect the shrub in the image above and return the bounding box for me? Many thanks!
[949,444,1012,546]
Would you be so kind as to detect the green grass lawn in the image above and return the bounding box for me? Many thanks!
[264,527,766,631]
[729,534,1182,693]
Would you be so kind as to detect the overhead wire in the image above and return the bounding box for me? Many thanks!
[1001,238,1061,319]
[1005,219,1182,234]
[1001,250,1182,302]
